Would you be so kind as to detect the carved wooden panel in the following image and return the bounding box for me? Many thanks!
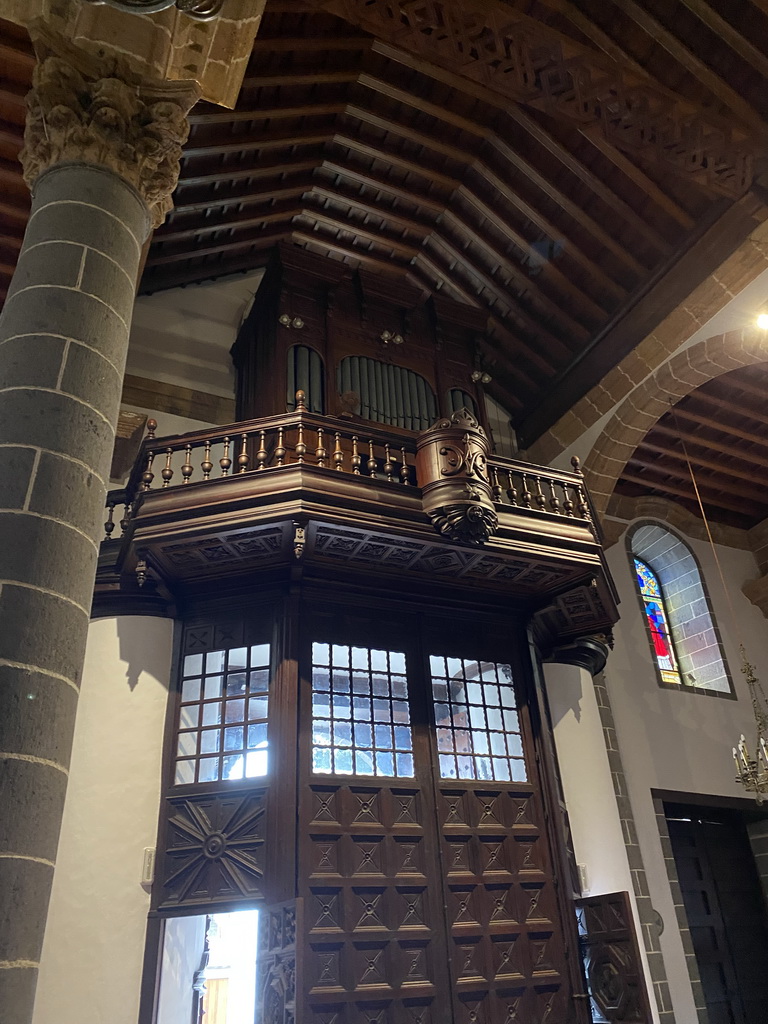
[576,891,652,1023]
[258,898,302,1024]
[437,782,570,1023]
[155,787,267,911]
[298,779,452,1023]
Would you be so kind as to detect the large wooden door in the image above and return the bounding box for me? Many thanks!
[667,807,768,1024]
[297,611,585,1024]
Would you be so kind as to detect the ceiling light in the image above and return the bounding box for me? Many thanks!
[757,313,768,329]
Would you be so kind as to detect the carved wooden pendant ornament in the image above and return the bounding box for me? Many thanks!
[416,408,499,546]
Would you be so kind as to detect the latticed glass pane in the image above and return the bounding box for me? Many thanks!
[430,656,527,782]
[175,643,271,785]
[634,557,681,685]
[311,642,414,777]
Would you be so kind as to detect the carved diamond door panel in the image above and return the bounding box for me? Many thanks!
[257,898,301,1024]
[299,779,453,1024]
[437,782,569,1023]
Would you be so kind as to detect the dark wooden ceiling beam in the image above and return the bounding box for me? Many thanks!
[678,0,768,81]
[188,102,347,127]
[637,440,768,487]
[358,71,673,255]
[610,0,768,135]
[318,160,446,214]
[156,185,313,243]
[628,452,768,504]
[146,212,299,266]
[173,164,320,213]
[653,420,768,468]
[140,233,291,293]
[183,128,333,159]
[686,389,768,429]
[177,155,324,189]
[620,468,762,516]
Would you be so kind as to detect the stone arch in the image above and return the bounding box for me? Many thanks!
[583,326,768,517]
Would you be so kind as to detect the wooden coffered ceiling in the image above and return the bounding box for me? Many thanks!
[3,2,768,453]
[615,364,768,530]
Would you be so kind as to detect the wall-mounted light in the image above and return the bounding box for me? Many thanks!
[380,330,404,346]
[279,314,304,329]
[471,370,492,384]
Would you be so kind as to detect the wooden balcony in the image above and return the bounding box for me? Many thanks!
[96,404,619,651]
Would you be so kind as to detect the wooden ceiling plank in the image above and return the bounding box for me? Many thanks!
[611,0,768,135]
[579,124,695,230]
[439,208,591,339]
[628,453,768,503]
[620,469,760,515]
[502,103,673,254]
[637,440,768,487]
[455,185,615,318]
[308,183,432,235]
[251,36,370,52]
[183,129,332,158]
[333,134,460,190]
[174,163,320,211]
[188,102,347,126]
[687,389,768,428]
[305,209,422,258]
[140,233,292,292]
[678,0,768,80]
[423,233,573,361]
[177,155,325,190]
[534,0,650,76]
[359,67,671,253]
[319,160,446,213]
[239,71,360,89]
[156,186,313,243]
[654,419,768,467]
[490,138,646,278]
[146,215,299,266]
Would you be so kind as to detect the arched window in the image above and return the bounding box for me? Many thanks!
[287,344,324,413]
[629,523,732,694]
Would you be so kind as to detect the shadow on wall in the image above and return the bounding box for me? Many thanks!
[116,616,174,692]
[545,664,585,727]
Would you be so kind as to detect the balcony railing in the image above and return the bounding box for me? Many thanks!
[103,395,596,542]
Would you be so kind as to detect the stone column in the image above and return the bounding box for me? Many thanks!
[0,31,196,1024]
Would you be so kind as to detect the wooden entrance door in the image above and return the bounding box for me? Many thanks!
[667,808,768,1024]
[297,611,586,1024]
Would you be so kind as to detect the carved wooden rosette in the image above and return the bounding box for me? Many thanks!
[21,24,199,227]
[415,408,498,546]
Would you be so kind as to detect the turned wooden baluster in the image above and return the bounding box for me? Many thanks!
[533,475,547,510]
[367,440,377,479]
[548,479,561,514]
[220,437,232,477]
[295,388,307,411]
[333,432,344,471]
[351,436,361,475]
[161,448,174,488]
[384,443,394,483]
[104,498,116,540]
[400,447,410,485]
[201,440,213,480]
[561,480,574,516]
[237,434,249,473]
[505,469,518,506]
[120,501,131,535]
[181,444,193,484]
[275,427,286,467]
[256,430,268,470]
[141,450,155,491]
[296,420,306,464]
[571,456,591,520]
[315,427,327,468]
[490,465,502,502]
[520,472,532,508]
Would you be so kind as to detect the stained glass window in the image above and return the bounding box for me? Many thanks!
[634,557,681,686]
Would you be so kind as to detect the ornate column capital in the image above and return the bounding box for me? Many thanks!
[20,23,199,228]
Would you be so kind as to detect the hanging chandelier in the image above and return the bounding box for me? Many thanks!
[733,646,768,802]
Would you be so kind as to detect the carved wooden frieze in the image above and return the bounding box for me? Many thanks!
[415,408,498,545]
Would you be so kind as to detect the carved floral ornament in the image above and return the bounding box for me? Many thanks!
[20,25,199,227]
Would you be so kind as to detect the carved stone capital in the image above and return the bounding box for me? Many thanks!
[21,24,199,227]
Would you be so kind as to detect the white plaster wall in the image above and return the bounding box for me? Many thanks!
[603,527,767,1021]
[128,271,264,400]
[33,616,174,1024]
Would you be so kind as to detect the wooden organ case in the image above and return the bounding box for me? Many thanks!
[102,244,623,1024]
